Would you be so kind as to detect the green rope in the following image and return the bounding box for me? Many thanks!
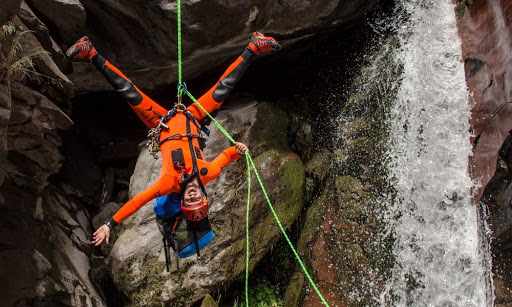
[245,152,251,307]
[175,2,328,305]
[246,154,329,307]
[185,91,330,307]
[186,91,236,143]
[176,0,182,86]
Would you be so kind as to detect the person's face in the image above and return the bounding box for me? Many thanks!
[183,179,205,208]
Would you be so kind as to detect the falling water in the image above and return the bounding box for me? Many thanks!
[382,0,491,305]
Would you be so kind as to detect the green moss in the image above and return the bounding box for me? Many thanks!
[247,279,284,307]
[251,149,305,228]
[456,3,466,19]
[200,294,218,307]
[304,150,332,183]
[297,187,330,265]
[336,175,365,195]
[280,154,305,223]
[117,255,168,306]
[117,255,138,289]
[172,287,195,307]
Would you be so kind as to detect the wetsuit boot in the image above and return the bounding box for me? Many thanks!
[246,32,281,55]
[66,36,97,60]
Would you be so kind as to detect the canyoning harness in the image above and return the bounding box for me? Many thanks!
[146,85,210,159]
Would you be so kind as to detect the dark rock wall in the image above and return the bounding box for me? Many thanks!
[480,136,512,306]
[0,0,387,306]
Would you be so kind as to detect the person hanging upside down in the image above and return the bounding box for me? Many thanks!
[66,32,280,258]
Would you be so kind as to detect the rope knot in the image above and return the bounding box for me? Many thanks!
[177,82,187,96]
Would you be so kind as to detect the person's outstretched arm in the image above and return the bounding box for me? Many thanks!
[91,174,180,246]
[199,142,249,185]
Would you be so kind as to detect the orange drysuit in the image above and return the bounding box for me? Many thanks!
[91,49,256,226]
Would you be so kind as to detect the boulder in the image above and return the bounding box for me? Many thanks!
[18,1,72,73]
[108,101,305,306]
[4,83,71,192]
[28,0,86,46]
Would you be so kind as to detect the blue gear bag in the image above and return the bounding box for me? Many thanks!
[154,193,182,219]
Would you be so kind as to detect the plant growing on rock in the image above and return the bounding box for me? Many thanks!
[232,279,284,307]
[0,22,60,104]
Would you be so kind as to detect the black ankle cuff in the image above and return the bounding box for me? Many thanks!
[91,53,106,69]
[242,49,256,62]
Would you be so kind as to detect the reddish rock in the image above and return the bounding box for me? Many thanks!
[302,202,343,307]
[456,0,512,201]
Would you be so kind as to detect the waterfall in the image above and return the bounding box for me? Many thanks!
[381,0,492,305]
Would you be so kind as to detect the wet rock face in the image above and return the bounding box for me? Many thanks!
[455,0,512,202]
[291,41,397,306]
[480,135,512,306]
[455,0,512,304]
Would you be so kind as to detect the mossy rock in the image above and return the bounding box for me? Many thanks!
[305,149,333,183]
[283,270,305,307]
[335,175,366,197]
[229,149,305,275]
[456,2,466,19]
[253,150,305,226]
[200,294,218,307]
[297,185,332,265]
[123,256,166,306]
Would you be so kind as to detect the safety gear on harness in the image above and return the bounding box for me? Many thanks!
[157,213,215,271]
[146,105,208,159]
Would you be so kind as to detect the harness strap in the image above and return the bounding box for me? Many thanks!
[159,133,206,146]
[172,216,180,271]
[163,236,171,272]
[174,237,180,271]
[185,116,207,198]
[192,231,200,257]
[146,105,208,158]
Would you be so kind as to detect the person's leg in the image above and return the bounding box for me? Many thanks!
[67,36,167,128]
[187,32,280,121]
